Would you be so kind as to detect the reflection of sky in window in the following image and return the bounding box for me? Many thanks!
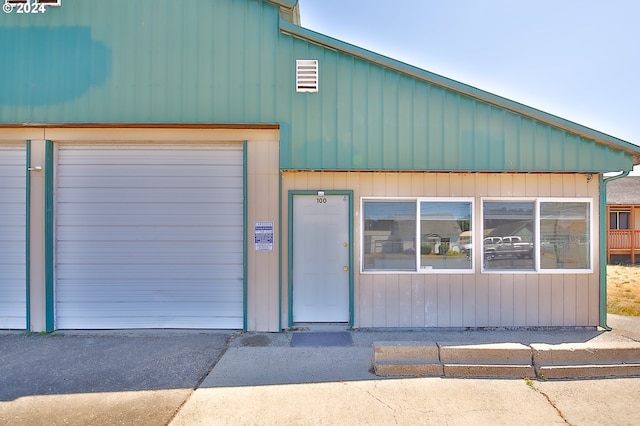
[420,202,471,220]
[541,202,589,220]
[364,202,415,220]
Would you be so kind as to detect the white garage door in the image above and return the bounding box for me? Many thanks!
[0,144,27,329]
[55,143,244,329]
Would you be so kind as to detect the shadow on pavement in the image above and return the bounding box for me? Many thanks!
[0,331,231,401]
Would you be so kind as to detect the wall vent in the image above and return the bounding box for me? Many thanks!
[296,59,319,93]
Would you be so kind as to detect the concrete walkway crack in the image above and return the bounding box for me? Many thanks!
[524,378,574,425]
[364,389,399,425]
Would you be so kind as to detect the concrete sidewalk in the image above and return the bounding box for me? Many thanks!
[172,317,640,425]
[1,316,639,425]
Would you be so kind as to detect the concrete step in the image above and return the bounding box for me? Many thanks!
[372,341,640,379]
[439,342,534,378]
[373,341,442,377]
[532,342,640,379]
[443,363,535,378]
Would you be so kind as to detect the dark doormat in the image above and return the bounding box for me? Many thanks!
[290,332,353,347]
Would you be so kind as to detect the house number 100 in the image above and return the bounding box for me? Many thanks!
[316,197,327,204]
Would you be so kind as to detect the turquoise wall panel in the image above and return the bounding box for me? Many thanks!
[0,0,636,172]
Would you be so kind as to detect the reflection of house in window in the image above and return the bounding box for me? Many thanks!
[483,201,535,270]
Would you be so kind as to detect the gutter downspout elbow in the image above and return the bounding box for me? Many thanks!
[600,170,631,330]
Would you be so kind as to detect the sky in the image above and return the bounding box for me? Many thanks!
[297,0,640,172]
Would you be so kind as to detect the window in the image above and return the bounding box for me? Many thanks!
[540,202,590,269]
[362,197,591,273]
[420,201,472,270]
[362,198,473,273]
[482,199,591,272]
[483,201,535,270]
[363,201,416,271]
[610,211,630,230]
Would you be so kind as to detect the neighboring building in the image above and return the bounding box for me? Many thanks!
[1,0,639,332]
[607,176,640,264]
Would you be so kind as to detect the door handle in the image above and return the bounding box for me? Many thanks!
[343,266,349,271]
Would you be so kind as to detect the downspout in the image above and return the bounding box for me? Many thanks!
[600,170,631,330]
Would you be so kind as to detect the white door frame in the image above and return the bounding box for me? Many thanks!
[288,190,353,326]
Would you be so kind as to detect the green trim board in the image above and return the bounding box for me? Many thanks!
[287,190,354,327]
[25,140,31,331]
[44,140,54,332]
[278,171,283,331]
[600,171,630,329]
[243,141,248,332]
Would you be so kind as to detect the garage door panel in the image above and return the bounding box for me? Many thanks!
[0,144,27,329]
[57,175,243,188]
[55,144,244,329]
[56,187,243,203]
[56,265,242,279]
[56,202,242,216]
[57,288,243,303]
[58,164,242,178]
[58,146,242,163]
[56,213,243,227]
[56,240,241,253]
[56,226,243,242]
[56,252,242,265]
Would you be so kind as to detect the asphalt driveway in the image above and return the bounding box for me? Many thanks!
[0,331,231,425]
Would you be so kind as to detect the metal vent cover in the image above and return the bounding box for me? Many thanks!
[296,59,319,93]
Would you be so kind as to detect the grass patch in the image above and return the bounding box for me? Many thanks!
[608,265,640,316]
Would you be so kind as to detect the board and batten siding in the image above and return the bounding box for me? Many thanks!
[245,139,281,331]
[282,171,600,328]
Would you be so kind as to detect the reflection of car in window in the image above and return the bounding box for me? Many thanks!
[484,236,533,260]
[455,231,472,253]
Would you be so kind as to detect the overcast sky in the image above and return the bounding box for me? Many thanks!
[298,0,639,155]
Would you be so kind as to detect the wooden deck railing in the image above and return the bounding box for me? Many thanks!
[608,229,640,263]
[608,229,640,250]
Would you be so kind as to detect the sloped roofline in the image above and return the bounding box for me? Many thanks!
[279,19,640,167]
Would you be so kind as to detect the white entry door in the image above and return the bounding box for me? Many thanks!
[292,194,350,323]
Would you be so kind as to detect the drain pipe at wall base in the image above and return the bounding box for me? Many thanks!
[600,170,631,330]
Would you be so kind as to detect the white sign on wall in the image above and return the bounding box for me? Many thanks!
[254,221,274,251]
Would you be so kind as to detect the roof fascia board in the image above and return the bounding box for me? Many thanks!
[280,20,640,164]
[266,0,300,25]
[267,0,297,7]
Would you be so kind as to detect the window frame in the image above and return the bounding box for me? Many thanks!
[481,197,593,274]
[609,210,631,230]
[361,197,475,274]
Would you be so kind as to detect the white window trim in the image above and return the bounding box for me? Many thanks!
[361,197,475,274]
[481,197,594,274]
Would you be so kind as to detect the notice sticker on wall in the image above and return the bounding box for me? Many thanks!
[255,221,274,251]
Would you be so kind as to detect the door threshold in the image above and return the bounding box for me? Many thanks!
[290,323,351,332]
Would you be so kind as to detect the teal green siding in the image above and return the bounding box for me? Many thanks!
[0,0,637,172]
